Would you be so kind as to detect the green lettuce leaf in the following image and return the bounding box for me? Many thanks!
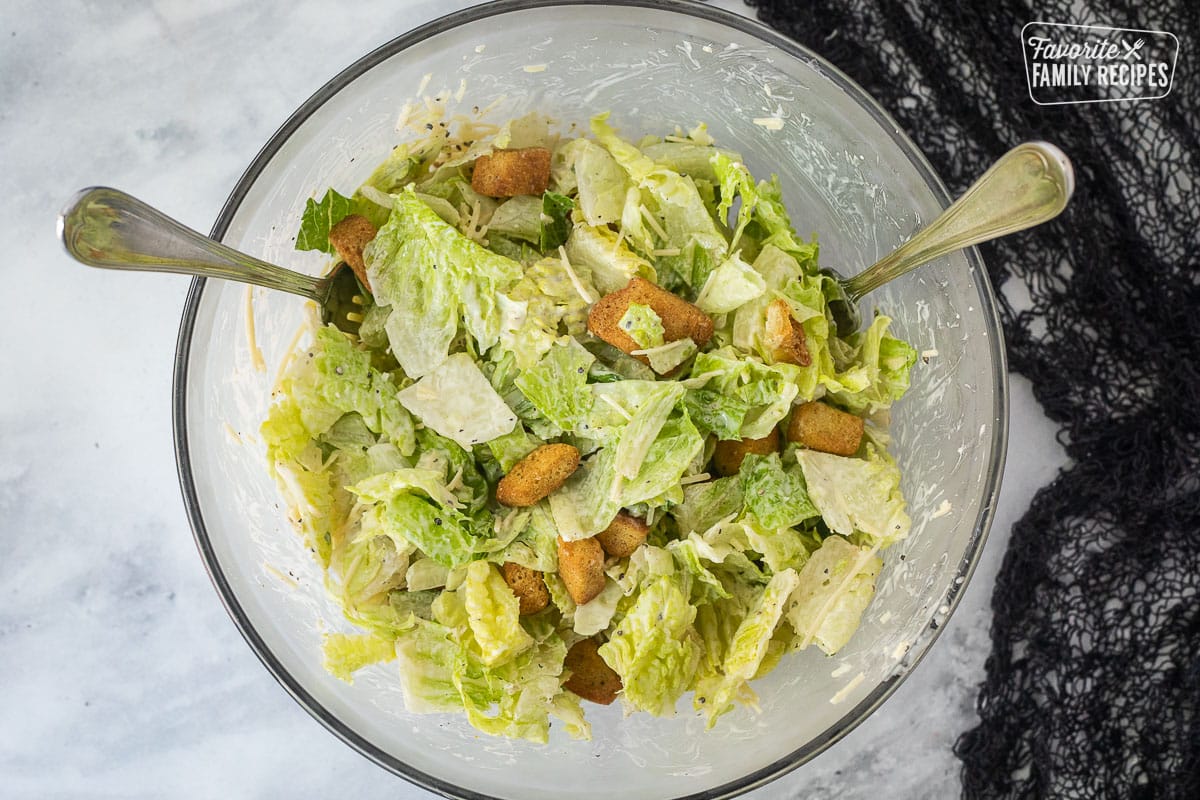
[460,560,535,666]
[487,195,542,244]
[322,631,396,683]
[690,348,801,439]
[598,575,700,716]
[739,453,820,530]
[710,153,759,251]
[548,445,623,539]
[621,407,704,507]
[681,388,751,441]
[673,476,744,536]
[364,189,523,377]
[614,382,686,480]
[693,252,766,315]
[540,191,575,251]
[785,534,881,655]
[617,303,665,350]
[742,175,819,270]
[796,445,911,548]
[514,338,595,432]
[375,492,475,569]
[695,568,800,726]
[564,223,656,295]
[642,141,742,184]
[574,139,628,226]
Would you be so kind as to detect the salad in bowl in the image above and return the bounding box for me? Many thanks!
[262,107,917,744]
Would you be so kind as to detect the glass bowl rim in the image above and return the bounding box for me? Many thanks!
[172,1,1009,797]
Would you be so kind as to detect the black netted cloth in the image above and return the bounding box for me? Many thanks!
[745,0,1200,797]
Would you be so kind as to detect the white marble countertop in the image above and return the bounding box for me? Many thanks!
[1,1,1067,797]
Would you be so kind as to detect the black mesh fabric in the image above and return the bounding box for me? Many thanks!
[745,0,1200,797]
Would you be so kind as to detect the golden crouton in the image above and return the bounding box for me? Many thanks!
[587,277,715,361]
[712,427,781,477]
[327,214,377,291]
[557,536,606,605]
[764,299,811,366]
[595,512,649,558]
[495,443,581,507]
[787,402,864,456]
[563,637,622,705]
[470,147,552,197]
[501,562,550,615]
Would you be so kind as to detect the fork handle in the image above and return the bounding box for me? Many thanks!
[841,142,1074,301]
[58,186,326,302]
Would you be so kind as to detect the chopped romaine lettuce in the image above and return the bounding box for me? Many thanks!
[599,575,700,716]
[785,535,881,655]
[265,112,922,742]
[796,446,911,548]
[397,353,518,449]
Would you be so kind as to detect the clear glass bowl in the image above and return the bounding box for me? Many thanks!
[173,1,1007,797]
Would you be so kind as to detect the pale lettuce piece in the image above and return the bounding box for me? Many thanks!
[642,141,742,183]
[711,152,759,250]
[262,325,414,462]
[621,409,704,507]
[739,453,819,530]
[548,446,623,540]
[550,691,593,741]
[742,174,820,269]
[487,426,542,472]
[617,303,665,349]
[500,256,597,370]
[694,252,766,314]
[614,382,686,480]
[690,349,801,439]
[574,138,628,226]
[666,538,732,604]
[493,111,555,149]
[796,446,911,548]
[674,477,744,536]
[364,189,522,377]
[635,338,698,375]
[695,568,800,725]
[405,558,450,591]
[573,579,624,636]
[543,572,576,623]
[397,353,518,449]
[268,456,339,566]
[330,522,411,614]
[579,379,664,447]
[592,114,727,286]
[457,637,569,743]
[785,535,881,655]
[394,620,463,713]
[413,192,461,226]
[322,632,396,683]
[614,543,676,595]
[350,467,461,511]
[723,514,810,575]
[487,195,544,244]
[393,619,572,743]
[564,223,655,295]
[550,137,586,195]
[514,338,595,432]
[498,503,560,572]
[731,245,805,359]
[598,575,700,716]
[461,561,535,666]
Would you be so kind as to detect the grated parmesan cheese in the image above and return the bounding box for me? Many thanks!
[752,117,784,131]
